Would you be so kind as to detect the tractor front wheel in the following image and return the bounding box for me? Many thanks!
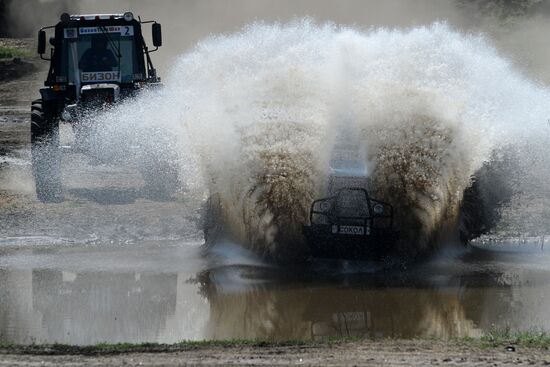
[31,99,62,202]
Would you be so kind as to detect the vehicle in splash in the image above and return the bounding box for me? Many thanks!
[32,12,176,202]
[303,176,399,260]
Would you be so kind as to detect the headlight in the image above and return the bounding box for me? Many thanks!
[373,204,384,215]
[61,110,72,121]
[61,104,77,121]
[123,12,134,22]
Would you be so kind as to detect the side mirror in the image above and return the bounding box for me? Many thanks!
[152,23,162,47]
[38,30,46,54]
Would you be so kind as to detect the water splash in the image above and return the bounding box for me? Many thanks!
[91,20,550,260]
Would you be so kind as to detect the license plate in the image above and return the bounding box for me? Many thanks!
[333,225,367,235]
[81,71,121,83]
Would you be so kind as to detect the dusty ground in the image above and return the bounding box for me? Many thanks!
[0,38,37,84]
[0,38,202,245]
[1,340,550,366]
[0,118,201,246]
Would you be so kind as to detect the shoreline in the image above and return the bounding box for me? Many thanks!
[1,337,549,366]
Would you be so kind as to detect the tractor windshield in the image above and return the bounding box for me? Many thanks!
[61,25,140,84]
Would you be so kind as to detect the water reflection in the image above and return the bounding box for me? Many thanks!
[199,266,482,340]
[1,243,549,344]
[0,268,208,344]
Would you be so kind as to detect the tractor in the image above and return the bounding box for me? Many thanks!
[32,12,175,202]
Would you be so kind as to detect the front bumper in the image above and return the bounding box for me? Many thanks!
[303,224,399,260]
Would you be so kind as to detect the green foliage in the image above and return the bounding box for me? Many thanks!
[0,46,30,59]
[2,332,550,355]
[0,340,14,349]
[481,325,550,347]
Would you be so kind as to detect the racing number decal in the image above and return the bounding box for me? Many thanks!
[121,26,134,36]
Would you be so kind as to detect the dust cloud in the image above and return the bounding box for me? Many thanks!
[9,1,550,78]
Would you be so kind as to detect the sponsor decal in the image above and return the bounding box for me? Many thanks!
[81,71,121,82]
[64,28,78,39]
[79,26,134,36]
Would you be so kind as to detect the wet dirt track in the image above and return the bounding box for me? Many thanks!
[2,93,550,346]
[1,50,550,367]
[0,89,206,345]
[0,111,201,244]
[2,340,550,367]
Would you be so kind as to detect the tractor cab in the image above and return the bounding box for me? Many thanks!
[37,12,161,110]
[31,12,171,203]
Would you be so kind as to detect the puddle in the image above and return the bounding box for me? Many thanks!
[0,241,549,345]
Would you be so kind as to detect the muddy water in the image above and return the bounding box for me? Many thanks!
[1,111,549,344]
[0,240,549,345]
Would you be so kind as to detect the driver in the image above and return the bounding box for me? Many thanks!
[79,37,117,72]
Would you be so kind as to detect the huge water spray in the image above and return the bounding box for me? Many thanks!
[91,20,550,261]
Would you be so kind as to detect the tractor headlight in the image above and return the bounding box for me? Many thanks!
[61,104,77,121]
[373,204,384,215]
[61,110,71,121]
[123,12,134,22]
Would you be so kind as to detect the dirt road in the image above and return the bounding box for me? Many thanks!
[0,39,201,246]
[0,110,201,246]
[1,340,550,366]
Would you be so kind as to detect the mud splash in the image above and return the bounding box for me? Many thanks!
[91,20,550,260]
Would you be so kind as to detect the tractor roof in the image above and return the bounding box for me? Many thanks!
[69,14,125,21]
[56,12,136,23]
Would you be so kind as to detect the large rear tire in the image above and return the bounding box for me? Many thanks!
[31,99,62,203]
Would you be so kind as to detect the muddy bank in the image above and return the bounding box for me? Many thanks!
[0,38,43,107]
[0,38,37,82]
[0,339,549,366]
[0,58,35,82]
